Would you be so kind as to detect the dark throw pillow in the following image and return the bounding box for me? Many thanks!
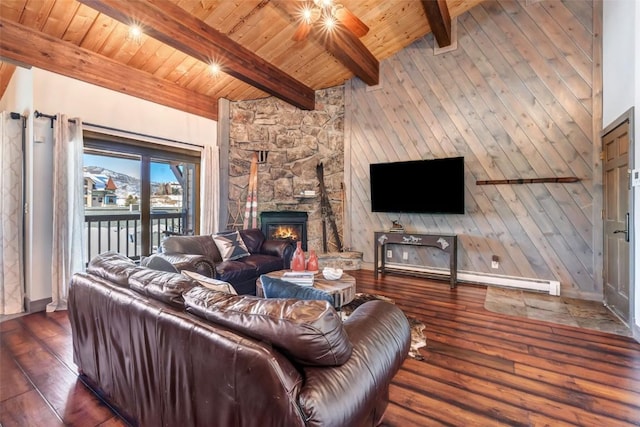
[260,274,334,305]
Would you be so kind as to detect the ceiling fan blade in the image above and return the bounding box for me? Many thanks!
[333,5,369,37]
[292,22,312,41]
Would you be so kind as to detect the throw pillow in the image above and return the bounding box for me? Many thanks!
[182,270,238,295]
[260,274,334,305]
[140,255,179,273]
[212,231,250,261]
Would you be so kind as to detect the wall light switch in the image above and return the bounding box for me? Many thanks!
[632,169,640,187]
[402,251,409,260]
[386,250,393,258]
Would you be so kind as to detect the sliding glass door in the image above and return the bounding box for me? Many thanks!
[83,134,200,264]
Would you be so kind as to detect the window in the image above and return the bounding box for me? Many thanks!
[83,132,200,263]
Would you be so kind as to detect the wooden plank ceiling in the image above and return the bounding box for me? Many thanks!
[0,0,482,120]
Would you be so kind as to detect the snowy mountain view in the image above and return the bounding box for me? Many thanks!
[83,165,182,208]
[84,165,141,203]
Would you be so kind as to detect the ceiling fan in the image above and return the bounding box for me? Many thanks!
[292,0,369,41]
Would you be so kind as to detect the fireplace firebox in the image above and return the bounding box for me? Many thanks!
[260,211,308,251]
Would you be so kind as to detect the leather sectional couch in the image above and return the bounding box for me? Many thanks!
[151,228,295,295]
[69,252,411,427]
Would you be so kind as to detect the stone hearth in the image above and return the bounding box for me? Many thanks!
[317,251,363,271]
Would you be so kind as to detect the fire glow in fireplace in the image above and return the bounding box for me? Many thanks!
[260,211,308,251]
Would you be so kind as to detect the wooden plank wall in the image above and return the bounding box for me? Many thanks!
[345,0,601,299]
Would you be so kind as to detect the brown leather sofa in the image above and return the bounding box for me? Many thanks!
[151,228,295,295]
[69,252,411,427]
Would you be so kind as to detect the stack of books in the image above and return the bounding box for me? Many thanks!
[282,271,315,287]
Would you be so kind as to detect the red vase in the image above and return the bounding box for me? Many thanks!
[306,250,319,273]
[291,241,305,272]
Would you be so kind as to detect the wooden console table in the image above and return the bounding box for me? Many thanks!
[373,231,458,289]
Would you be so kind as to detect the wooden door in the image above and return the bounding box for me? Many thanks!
[603,118,631,323]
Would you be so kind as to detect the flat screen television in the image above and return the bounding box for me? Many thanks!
[370,157,465,214]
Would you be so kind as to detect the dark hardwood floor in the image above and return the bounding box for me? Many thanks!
[1,270,639,426]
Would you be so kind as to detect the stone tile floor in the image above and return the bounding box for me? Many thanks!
[484,287,632,337]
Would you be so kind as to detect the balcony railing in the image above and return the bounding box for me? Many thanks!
[84,211,185,265]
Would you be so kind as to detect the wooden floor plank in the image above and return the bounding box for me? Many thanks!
[0,347,33,402]
[1,270,639,426]
[0,389,64,427]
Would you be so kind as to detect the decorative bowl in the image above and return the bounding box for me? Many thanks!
[322,267,343,280]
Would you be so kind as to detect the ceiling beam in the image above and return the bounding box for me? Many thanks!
[273,0,379,86]
[421,0,452,48]
[79,0,316,110]
[0,18,218,120]
[325,26,379,86]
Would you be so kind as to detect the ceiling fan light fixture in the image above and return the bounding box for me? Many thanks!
[313,0,333,8]
[323,15,337,30]
[300,6,320,24]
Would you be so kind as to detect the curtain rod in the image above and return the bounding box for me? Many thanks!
[33,110,204,149]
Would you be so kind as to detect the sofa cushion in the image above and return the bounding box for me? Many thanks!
[129,268,196,307]
[182,270,237,295]
[241,254,284,275]
[214,260,257,283]
[213,231,250,261]
[183,287,352,366]
[239,228,265,253]
[161,234,221,261]
[260,275,334,305]
[86,251,140,287]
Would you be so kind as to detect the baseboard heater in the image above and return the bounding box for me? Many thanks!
[383,263,561,296]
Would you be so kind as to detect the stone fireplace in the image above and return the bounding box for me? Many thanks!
[227,87,345,253]
[260,211,308,251]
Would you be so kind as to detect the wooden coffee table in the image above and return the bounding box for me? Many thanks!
[256,270,356,308]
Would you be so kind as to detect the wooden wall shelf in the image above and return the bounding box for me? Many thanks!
[476,177,580,185]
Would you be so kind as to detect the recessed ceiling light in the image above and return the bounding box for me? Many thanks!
[127,24,143,44]
[209,62,221,77]
[130,25,142,37]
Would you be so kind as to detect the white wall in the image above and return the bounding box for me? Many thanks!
[636,0,640,336]
[602,0,639,336]
[0,66,33,115]
[32,69,216,146]
[603,0,636,125]
[2,68,217,307]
